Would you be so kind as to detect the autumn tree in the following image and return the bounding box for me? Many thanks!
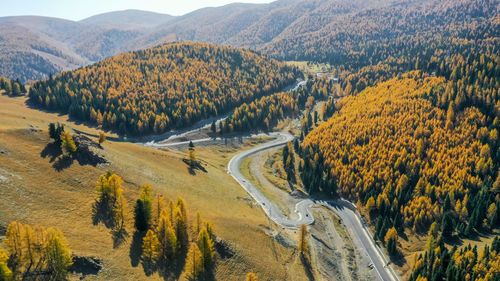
[135,184,153,232]
[384,227,398,256]
[182,243,203,281]
[60,131,77,156]
[29,42,299,136]
[188,142,196,167]
[197,226,215,271]
[142,229,161,267]
[4,222,72,280]
[156,210,177,265]
[45,228,73,280]
[245,272,258,281]
[94,172,127,231]
[174,198,189,252]
[98,131,106,145]
[0,248,12,281]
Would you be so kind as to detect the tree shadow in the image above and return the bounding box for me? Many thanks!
[130,231,145,267]
[182,158,208,175]
[41,135,108,172]
[53,155,74,171]
[300,255,315,281]
[141,259,157,277]
[389,250,407,267]
[91,199,116,229]
[112,227,128,248]
[69,256,103,277]
[40,142,62,163]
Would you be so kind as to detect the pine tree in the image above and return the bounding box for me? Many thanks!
[48,123,65,143]
[182,243,203,281]
[156,210,177,263]
[44,228,72,280]
[60,131,77,156]
[486,203,497,229]
[95,172,127,230]
[175,198,189,252]
[134,185,153,232]
[141,229,160,265]
[384,227,398,255]
[98,131,106,144]
[197,227,215,270]
[445,102,455,130]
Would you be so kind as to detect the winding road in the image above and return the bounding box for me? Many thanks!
[227,132,399,281]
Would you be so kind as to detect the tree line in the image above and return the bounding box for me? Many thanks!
[29,42,300,136]
[0,77,26,96]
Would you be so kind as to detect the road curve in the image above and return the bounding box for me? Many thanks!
[227,132,315,228]
[227,132,399,281]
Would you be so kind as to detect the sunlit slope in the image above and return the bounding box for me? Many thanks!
[29,42,299,136]
[302,73,497,236]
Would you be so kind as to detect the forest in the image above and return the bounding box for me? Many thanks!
[219,77,338,134]
[291,0,499,269]
[410,232,499,280]
[300,73,498,258]
[28,42,300,136]
[265,0,497,78]
[0,77,26,96]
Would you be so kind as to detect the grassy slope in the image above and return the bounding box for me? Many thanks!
[0,95,306,280]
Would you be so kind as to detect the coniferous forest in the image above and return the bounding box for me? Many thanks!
[28,42,300,136]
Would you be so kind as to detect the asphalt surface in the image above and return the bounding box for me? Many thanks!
[227,132,399,281]
[227,132,315,228]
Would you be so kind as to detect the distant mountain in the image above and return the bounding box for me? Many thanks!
[1,0,496,82]
[80,9,174,29]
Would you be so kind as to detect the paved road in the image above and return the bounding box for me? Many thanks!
[227,132,315,228]
[227,132,399,281]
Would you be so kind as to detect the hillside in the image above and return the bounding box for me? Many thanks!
[300,73,498,265]
[80,10,174,29]
[29,42,299,136]
[0,94,308,280]
[4,0,495,83]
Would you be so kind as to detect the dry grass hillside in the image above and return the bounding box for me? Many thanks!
[0,95,308,281]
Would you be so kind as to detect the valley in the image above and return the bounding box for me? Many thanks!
[0,0,498,280]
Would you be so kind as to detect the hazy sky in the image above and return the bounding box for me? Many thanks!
[0,0,274,20]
